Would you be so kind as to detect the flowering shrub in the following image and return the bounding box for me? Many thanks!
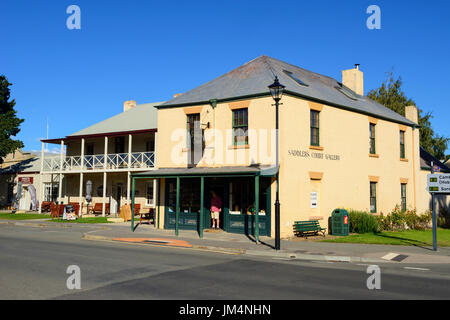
[346,206,432,234]
[377,205,431,231]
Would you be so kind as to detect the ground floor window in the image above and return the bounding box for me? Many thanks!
[166,179,201,214]
[401,183,407,211]
[229,180,253,214]
[146,181,155,206]
[44,183,59,202]
[370,182,377,213]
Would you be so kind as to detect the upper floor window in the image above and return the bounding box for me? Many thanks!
[86,143,94,155]
[232,108,248,146]
[115,136,125,154]
[146,139,155,152]
[369,123,376,154]
[310,110,320,146]
[400,130,405,159]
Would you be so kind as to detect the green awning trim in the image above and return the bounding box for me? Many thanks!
[131,165,278,179]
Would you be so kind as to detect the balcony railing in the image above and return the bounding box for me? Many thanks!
[42,152,155,172]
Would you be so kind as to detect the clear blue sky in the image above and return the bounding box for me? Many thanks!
[1,0,449,154]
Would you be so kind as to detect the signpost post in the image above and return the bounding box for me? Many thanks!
[427,162,450,251]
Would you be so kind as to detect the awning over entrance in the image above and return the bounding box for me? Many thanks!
[129,165,277,242]
[131,165,278,178]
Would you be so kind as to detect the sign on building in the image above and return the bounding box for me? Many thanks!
[310,192,318,208]
[18,177,33,184]
[427,174,450,193]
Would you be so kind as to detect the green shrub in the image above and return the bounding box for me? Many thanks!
[377,206,431,231]
[348,210,381,234]
[346,206,432,234]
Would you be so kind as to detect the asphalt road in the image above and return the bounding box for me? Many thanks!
[1,223,450,300]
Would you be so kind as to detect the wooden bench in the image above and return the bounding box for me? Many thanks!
[89,203,110,215]
[293,220,326,238]
[140,208,155,225]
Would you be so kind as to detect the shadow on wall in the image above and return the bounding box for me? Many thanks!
[429,195,450,228]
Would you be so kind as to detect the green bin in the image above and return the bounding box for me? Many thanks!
[331,209,349,236]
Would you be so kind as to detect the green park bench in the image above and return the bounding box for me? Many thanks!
[293,220,326,238]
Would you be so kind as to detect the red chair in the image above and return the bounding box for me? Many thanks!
[50,203,64,218]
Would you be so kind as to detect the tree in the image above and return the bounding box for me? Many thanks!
[367,74,449,160]
[0,75,24,164]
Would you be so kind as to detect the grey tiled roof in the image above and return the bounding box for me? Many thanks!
[160,55,416,126]
[69,102,164,137]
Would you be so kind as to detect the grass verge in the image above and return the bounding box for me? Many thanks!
[322,228,450,247]
[49,217,112,224]
[0,213,50,220]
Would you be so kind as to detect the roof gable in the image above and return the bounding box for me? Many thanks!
[69,101,164,137]
[160,55,416,126]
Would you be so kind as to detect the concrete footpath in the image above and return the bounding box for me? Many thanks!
[3,219,450,264]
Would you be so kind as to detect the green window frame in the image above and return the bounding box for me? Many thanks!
[370,182,377,213]
[232,108,248,146]
[400,130,405,159]
[310,110,320,146]
[401,183,407,211]
[369,123,376,154]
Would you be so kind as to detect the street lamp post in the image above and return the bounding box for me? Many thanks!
[268,76,285,250]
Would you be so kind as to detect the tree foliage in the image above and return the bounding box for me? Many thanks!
[367,74,449,160]
[0,75,24,164]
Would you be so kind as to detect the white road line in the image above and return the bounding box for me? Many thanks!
[403,267,430,271]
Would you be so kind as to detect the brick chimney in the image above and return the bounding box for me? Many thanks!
[173,93,182,98]
[123,100,137,112]
[405,105,419,124]
[342,64,364,96]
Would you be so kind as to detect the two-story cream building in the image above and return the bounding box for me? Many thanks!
[131,55,429,238]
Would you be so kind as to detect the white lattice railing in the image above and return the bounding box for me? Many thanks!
[42,152,155,172]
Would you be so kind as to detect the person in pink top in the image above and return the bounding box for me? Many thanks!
[210,191,222,229]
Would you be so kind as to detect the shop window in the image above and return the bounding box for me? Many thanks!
[166,179,200,214]
[232,108,248,146]
[310,110,320,146]
[229,179,267,215]
[146,181,155,206]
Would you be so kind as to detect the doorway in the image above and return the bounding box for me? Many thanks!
[205,180,226,230]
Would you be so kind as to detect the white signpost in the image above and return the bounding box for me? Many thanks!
[427,168,450,251]
[427,173,450,193]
